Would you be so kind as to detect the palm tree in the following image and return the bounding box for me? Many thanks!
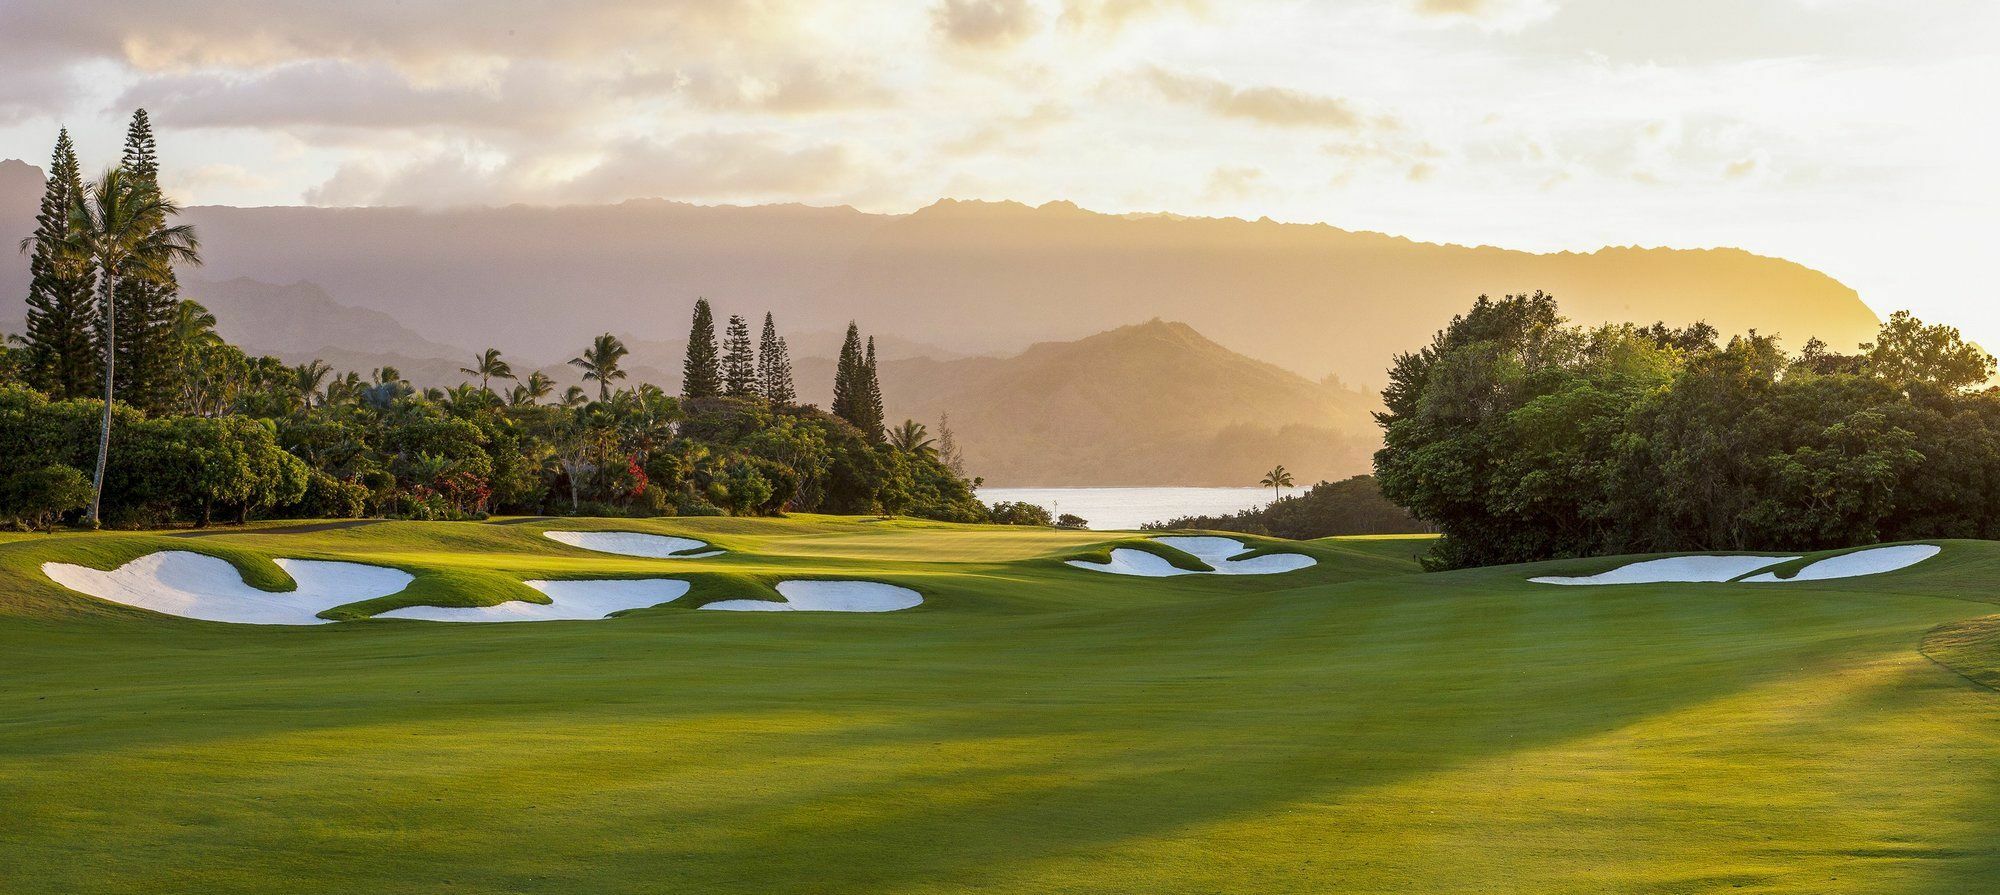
[559,385,589,409]
[290,359,332,411]
[459,348,515,393]
[326,370,364,407]
[887,419,937,459]
[508,370,554,407]
[48,167,201,526]
[1259,464,1294,501]
[441,383,488,415]
[568,333,628,400]
[167,299,223,353]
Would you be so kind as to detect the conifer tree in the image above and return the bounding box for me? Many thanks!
[20,128,99,399]
[722,313,757,397]
[682,298,721,398]
[858,336,886,440]
[109,109,182,413]
[757,312,796,405]
[831,321,862,425]
[937,412,965,476]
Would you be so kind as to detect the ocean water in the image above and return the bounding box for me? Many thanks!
[976,486,1281,531]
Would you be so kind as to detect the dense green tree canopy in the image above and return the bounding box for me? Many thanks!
[1375,293,2000,569]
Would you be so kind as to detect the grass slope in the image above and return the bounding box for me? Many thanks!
[1,519,1997,893]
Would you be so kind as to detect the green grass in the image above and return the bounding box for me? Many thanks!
[2,518,1998,893]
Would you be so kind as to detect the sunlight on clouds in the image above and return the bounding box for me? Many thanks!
[0,0,1995,348]
[1139,68,1372,130]
[933,0,1041,48]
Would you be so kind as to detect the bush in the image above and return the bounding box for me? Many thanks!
[288,471,369,519]
[1145,475,1425,539]
[1055,513,1089,529]
[673,495,727,516]
[2,464,93,530]
[987,500,1053,526]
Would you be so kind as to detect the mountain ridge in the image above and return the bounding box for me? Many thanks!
[0,158,1879,390]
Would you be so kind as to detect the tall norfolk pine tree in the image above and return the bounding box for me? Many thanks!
[20,128,99,399]
[110,109,182,413]
[831,321,863,425]
[682,298,722,398]
[757,312,796,405]
[858,336,886,440]
[722,313,757,397]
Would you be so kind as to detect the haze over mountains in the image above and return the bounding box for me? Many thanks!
[0,157,1884,485]
[0,158,1880,388]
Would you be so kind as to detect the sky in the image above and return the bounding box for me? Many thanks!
[1,0,1996,347]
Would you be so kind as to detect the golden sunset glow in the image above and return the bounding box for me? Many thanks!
[3,1,1996,348]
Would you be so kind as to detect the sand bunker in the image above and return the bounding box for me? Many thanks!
[701,580,923,612]
[1530,555,1801,586]
[543,530,723,558]
[1739,544,1942,582]
[374,578,691,622]
[1533,544,1942,585]
[41,551,412,625]
[1067,536,1317,577]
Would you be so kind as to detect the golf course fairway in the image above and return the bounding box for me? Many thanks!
[3,517,1998,893]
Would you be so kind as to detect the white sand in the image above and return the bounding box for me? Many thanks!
[1530,555,1800,586]
[701,580,923,612]
[1067,536,1317,577]
[1065,549,1198,577]
[374,578,691,622]
[1739,544,1941,582]
[41,551,412,625]
[543,530,723,559]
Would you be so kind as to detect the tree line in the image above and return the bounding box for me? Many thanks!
[1144,475,1428,539]
[1374,291,2000,569]
[0,114,998,530]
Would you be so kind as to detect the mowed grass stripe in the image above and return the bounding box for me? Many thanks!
[2,520,1999,893]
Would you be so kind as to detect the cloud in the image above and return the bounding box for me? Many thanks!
[940,102,1071,155]
[932,0,1041,48]
[566,132,859,202]
[303,131,861,207]
[673,62,896,113]
[1407,0,1559,32]
[1141,68,1373,130]
[1058,0,1206,32]
[116,60,606,132]
[0,0,804,71]
[1202,165,1264,200]
[1413,0,1493,14]
[0,66,84,124]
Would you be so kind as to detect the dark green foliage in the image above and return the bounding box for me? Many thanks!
[831,321,863,424]
[0,121,987,528]
[109,110,183,414]
[1146,475,1427,538]
[569,333,628,401]
[20,129,99,400]
[0,386,303,527]
[722,313,757,397]
[682,299,722,399]
[856,336,885,440]
[1376,293,2000,568]
[1862,310,1995,389]
[986,501,1054,526]
[757,312,796,405]
[288,470,369,519]
[1,464,93,530]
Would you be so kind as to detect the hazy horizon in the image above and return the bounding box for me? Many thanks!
[3,1,1996,352]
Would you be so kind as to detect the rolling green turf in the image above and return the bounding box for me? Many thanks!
[1,518,1997,893]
